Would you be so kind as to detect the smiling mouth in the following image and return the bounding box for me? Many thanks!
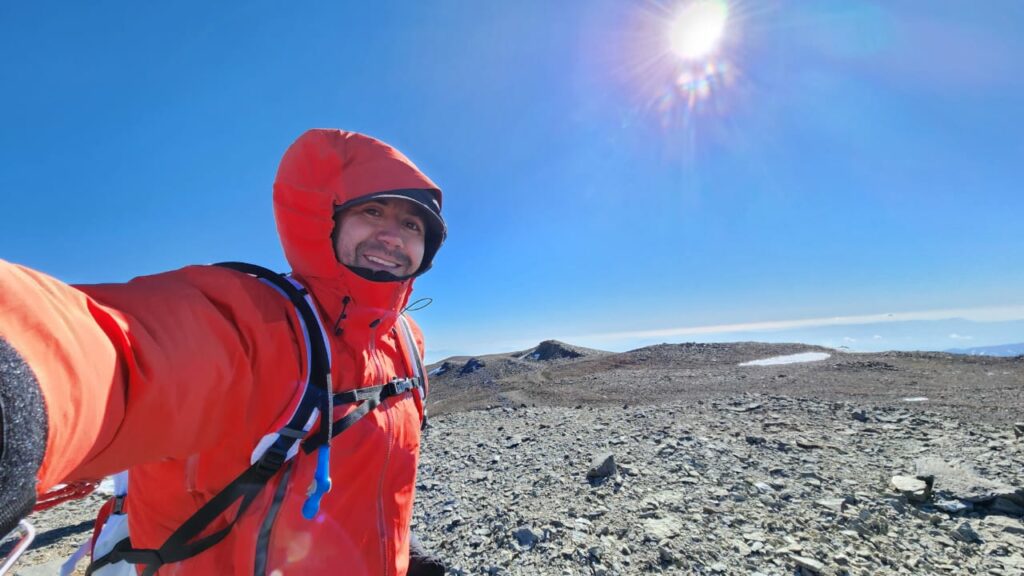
[364,254,400,268]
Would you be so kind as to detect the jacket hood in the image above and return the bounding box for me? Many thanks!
[273,129,443,316]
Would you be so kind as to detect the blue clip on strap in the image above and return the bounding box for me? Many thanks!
[302,446,332,519]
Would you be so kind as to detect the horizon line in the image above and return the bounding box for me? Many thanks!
[564,304,1024,343]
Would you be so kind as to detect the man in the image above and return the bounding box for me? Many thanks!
[0,129,446,575]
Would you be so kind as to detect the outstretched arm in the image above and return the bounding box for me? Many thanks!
[0,260,302,521]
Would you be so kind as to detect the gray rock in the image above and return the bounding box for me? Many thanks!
[934,498,971,514]
[1014,422,1024,439]
[916,457,1018,504]
[643,516,683,541]
[951,521,983,544]
[587,453,617,479]
[816,497,847,513]
[979,515,1024,536]
[992,496,1024,516]
[890,475,930,502]
[790,554,826,574]
[658,545,678,565]
[504,435,526,448]
[512,526,538,549]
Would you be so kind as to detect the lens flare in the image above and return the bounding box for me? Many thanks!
[602,0,749,149]
[669,0,729,60]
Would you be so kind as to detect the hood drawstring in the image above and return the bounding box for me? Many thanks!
[333,296,351,336]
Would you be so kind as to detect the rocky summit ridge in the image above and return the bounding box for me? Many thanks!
[412,340,1022,575]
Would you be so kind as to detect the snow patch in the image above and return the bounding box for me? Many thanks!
[902,397,929,402]
[428,365,448,377]
[740,352,831,367]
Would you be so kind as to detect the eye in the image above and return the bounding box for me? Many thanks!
[404,220,424,233]
[362,206,382,217]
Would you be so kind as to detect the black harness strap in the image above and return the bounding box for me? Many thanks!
[302,378,419,454]
[397,315,429,428]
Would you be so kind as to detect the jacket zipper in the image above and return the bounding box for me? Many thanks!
[369,329,395,575]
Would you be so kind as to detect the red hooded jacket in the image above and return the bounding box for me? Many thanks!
[0,129,442,574]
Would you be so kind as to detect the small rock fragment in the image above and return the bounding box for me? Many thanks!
[512,526,538,550]
[790,554,826,575]
[992,496,1024,516]
[934,499,971,514]
[951,521,983,544]
[587,453,617,479]
[891,475,931,502]
[816,498,847,513]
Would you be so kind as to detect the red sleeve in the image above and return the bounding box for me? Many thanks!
[0,261,302,491]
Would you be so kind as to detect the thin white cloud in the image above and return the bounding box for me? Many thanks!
[569,305,1024,343]
[948,333,973,340]
[872,335,883,339]
[843,337,857,343]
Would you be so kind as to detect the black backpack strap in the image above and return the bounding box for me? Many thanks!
[396,314,429,427]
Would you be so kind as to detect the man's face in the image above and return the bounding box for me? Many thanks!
[334,198,426,278]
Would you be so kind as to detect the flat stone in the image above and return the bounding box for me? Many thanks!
[790,554,826,574]
[891,475,930,501]
[951,521,983,544]
[915,457,1017,503]
[816,498,847,513]
[934,499,971,514]
[980,515,1024,536]
[643,516,684,541]
[992,497,1024,516]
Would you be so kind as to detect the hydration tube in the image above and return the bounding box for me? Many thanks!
[302,445,333,519]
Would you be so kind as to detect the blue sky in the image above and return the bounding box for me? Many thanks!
[2,1,1022,361]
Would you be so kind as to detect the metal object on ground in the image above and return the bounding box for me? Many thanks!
[0,519,36,576]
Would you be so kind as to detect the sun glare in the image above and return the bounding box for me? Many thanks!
[669,0,729,60]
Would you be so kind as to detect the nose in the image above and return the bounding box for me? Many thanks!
[375,217,404,249]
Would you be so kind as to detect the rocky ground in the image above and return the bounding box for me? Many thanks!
[413,396,1023,575]
[7,342,1023,575]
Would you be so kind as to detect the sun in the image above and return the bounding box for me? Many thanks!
[669,0,729,60]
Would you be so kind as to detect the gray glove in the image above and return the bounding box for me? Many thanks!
[0,338,47,538]
[408,532,445,576]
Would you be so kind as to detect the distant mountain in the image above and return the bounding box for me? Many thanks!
[945,343,1024,357]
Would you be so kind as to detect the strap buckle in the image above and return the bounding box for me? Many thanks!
[112,494,127,515]
[254,445,288,480]
[383,378,415,398]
